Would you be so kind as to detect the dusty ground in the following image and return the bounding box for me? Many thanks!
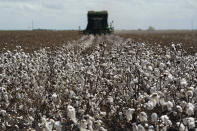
[0,30,82,53]
[0,30,196,54]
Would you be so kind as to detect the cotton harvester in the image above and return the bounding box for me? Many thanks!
[83,11,114,34]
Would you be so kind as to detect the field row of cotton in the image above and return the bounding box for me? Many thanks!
[0,35,197,131]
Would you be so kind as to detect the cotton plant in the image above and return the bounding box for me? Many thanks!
[183,117,196,129]
[151,113,158,123]
[132,123,138,131]
[176,122,188,131]
[180,78,188,87]
[125,108,135,122]
[138,112,148,122]
[176,105,183,113]
[166,101,173,111]
[160,115,172,127]
[0,35,197,130]
[0,109,7,117]
[67,105,77,123]
[78,115,95,131]
[185,86,194,100]
[138,124,145,131]
[185,103,195,116]
[54,121,62,131]
[39,117,54,131]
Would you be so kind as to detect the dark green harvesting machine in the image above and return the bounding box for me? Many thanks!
[83,11,114,34]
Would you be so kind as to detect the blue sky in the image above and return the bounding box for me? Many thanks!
[0,0,197,30]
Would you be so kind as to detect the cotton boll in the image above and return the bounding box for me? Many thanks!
[27,128,36,131]
[133,78,138,84]
[52,93,58,102]
[159,97,166,106]
[86,93,91,98]
[113,75,119,79]
[106,96,113,104]
[150,93,160,103]
[171,44,176,51]
[161,115,172,126]
[137,94,144,102]
[125,108,135,122]
[100,111,106,117]
[176,122,187,131]
[88,123,94,131]
[167,73,174,82]
[147,65,153,71]
[80,115,94,131]
[176,105,183,113]
[67,105,77,123]
[181,101,188,109]
[41,116,47,126]
[150,87,156,94]
[186,103,194,116]
[194,88,197,95]
[100,127,107,131]
[4,94,9,103]
[151,113,158,123]
[0,87,6,93]
[5,121,11,127]
[94,120,102,129]
[180,89,185,96]
[183,117,195,129]
[145,101,155,110]
[188,119,195,129]
[19,105,24,110]
[166,61,171,67]
[79,119,88,131]
[27,116,34,126]
[154,68,160,76]
[139,112,147,122]
[132,123,138,131]
[159,62,165,69]
[166,101,173,111]
[43,119,54,131]
[186,91,194,99]
[166,54,171,59]
[17,116,23,120]
[54,121,62,131]
[160,126,168,131]
[103,91,106,96]
[68,90,76,99]
[0,110,7,117]
[180,78,188,87]
[138,124,145,131]
[187,87,194,92]
[148,125,154,131]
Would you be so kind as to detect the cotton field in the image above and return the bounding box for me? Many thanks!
[0,35,197,131]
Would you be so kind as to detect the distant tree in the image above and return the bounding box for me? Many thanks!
[138,28,142,31]
[147,26,155,31]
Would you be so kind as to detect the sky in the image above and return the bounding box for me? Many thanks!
[0,0,197,30]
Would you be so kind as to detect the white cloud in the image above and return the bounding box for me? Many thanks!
[0,0,197,30]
